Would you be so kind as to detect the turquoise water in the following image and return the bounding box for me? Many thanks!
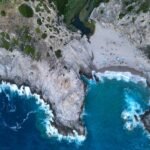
[82,78,150,150]
[0,76,150,150]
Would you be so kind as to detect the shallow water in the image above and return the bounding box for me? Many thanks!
[0,77,150,150]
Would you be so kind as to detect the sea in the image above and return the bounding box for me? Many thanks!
[0,71,150,150]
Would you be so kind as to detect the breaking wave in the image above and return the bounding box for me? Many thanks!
[89,71,150,137]
[1,70,150,149]
[121,88,150,139]
[92,71,147,86]
[0,81,85,144]
[121,89,144,131]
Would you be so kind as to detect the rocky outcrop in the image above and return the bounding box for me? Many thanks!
[141,110,150,132]
[0,48,85,135]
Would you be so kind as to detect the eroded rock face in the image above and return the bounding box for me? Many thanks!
[0,48,85,135]
[90,0,150,49]
[141,110,150,132]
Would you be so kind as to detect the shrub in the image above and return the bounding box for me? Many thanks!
[24,45,35,57]
[18,4,34,18]
[0,10,6,16]
[37,18,42,25]
[55,49,62,58]
[41,33,47,39]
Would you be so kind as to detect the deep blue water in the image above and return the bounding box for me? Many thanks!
[72,16,91,36]
[0,78,150,150]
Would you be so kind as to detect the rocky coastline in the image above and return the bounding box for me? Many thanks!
[1,44,150,137]
[0,0,150,139]
[0,48,85,137]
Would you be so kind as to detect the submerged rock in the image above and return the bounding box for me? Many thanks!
[141,110,150,132]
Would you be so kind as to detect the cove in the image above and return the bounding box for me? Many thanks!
[0,72,150,150]
[82,76,150,150]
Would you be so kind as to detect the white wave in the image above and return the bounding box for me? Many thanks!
[121,91,143,131]
[92,71,147,86]
[3,120,21,132]
[0,81,86,143]
[81,108,88,117]
[21,111,36,125]
[9,123,22,132]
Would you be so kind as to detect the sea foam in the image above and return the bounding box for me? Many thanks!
[0,81,85,144]
[91,71,145,130]
[91,71,150,136]
[121,89,150,140]
[92,71,147,86]
[121,90,143,131]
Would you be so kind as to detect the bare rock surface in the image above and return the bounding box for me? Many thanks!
[90,0,150,49]
[0,48,85,135]
[63,22,150,78]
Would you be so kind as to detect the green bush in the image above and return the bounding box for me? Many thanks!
[0,10,6,16]
[41,33,47,39]
[55,49,62,58]
[18,4,34,18]
[24,45,35,57]
[37,18,42,25]
[0,32,10,50]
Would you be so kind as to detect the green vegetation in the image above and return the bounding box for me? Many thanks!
[0,32,11,50]
[41,33,47,39]
[119,0,150,19]
[24,45,35,56]
[137,0,150,13]
[35,2,46,12]
[0,0,9,14]
[53,0,149,30]
[35,27,41,34]
[53,0,68,15]
[16,26,32,44]
[55,49,62,58]
[52,0,109,35]
[83,19,95,35]
[18,3,34,18]
[0,26,41,59]
[0,0,9,4]
[0,10,6,16]
[15,26,37,58]
[37,18,42,25]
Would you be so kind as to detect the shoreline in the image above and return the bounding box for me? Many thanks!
[0,7,150,141]
[97,66,144,76]
[0,60,150,140]
[80,65,145,80]
[80,65,150,134]
[0,48,86,138]
[0,78,86,141]
[0,0,150,145]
